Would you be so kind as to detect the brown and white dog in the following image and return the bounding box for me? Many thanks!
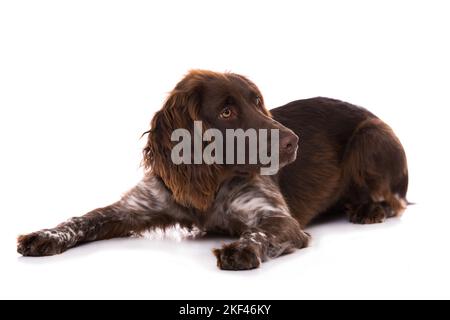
[17,70,409,270]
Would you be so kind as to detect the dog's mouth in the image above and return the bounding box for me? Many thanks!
[279,144,299,168]
[228,143,298,176]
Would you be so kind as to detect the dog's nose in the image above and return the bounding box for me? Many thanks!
[280,133,299,153]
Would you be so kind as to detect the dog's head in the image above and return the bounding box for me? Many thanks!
[143,70,298,211]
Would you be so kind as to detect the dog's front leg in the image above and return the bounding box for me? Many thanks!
[17,174,192,256]
[214,215,309,270]
[213,178,310,270]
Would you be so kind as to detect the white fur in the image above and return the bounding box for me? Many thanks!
[395,193,408,215]
[230,196,287,226]
[122,176,169,212]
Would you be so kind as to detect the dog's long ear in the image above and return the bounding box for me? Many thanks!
[143,81,223,212]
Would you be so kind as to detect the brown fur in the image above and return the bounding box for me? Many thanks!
[142,70,286,212]
[142,71,223,211]
[274,98,408,227]
[17,70,409,270]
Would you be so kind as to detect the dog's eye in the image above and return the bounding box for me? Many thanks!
[256,96,262,106]
[220,107,233,119]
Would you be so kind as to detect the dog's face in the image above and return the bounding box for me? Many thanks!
[198,73,299,171]
[143,70,298,211]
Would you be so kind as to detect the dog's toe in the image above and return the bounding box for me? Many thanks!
[17,231,65,257]
[348,203,387,225]
[213,242,261,271]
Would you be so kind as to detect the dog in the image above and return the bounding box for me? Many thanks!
[17,70,409,270]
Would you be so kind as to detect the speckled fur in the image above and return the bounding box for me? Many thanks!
[17,71,409,270]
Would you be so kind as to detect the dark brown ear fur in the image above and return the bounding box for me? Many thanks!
[231,73,272,117]
[143,71,224,212]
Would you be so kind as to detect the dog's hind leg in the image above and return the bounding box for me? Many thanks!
[17,174,193,256]
[342,118,409,225]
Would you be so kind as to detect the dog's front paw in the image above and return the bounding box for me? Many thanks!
[17,230,68,257]
[213,242,261,271]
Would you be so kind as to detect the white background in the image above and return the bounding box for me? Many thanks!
[1,0,449,299]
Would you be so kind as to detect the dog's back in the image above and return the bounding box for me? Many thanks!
[272,97,408,226]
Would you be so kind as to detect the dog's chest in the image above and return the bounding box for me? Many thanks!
[201,175,285,235]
